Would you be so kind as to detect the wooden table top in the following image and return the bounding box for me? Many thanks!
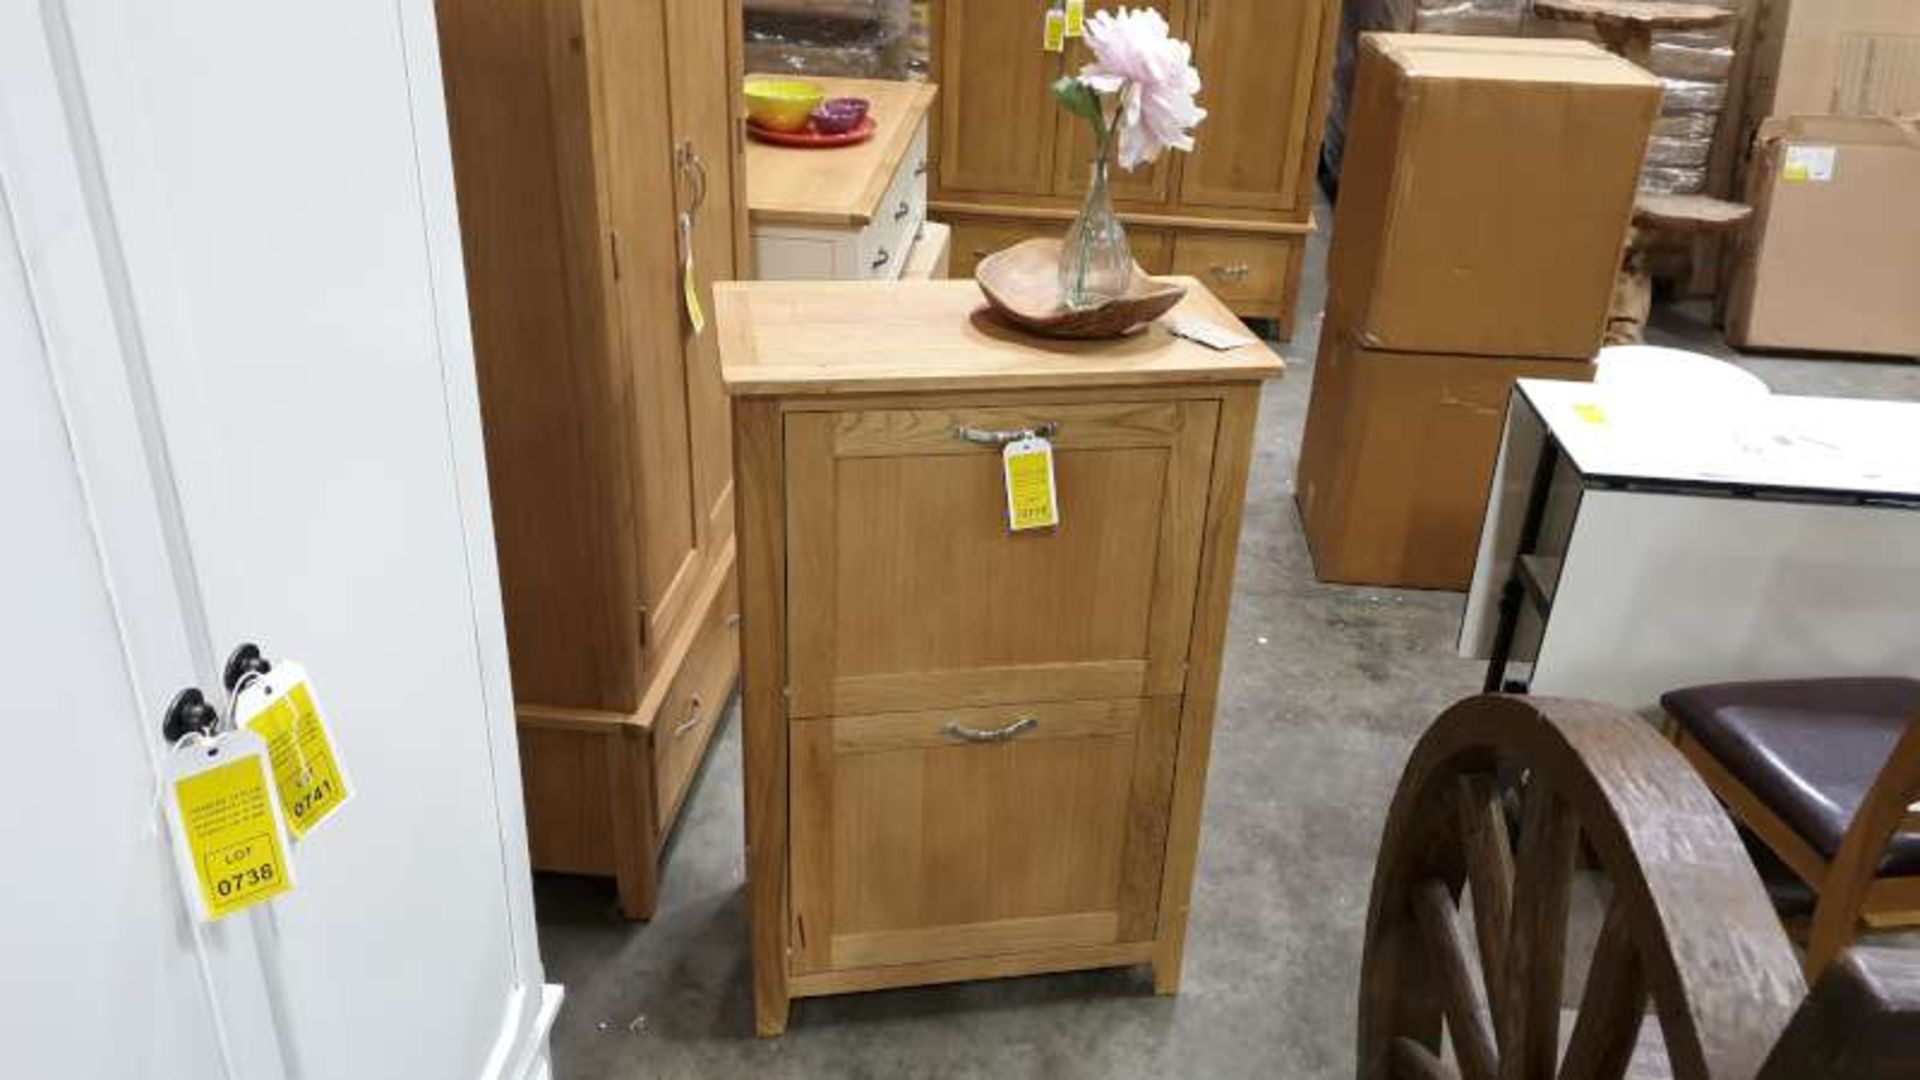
[716,279,1285,397]
[1531,0,1736,32]
[1634,193,1752,233]
[745,76,939,228]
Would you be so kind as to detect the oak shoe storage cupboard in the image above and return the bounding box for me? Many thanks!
[930,0,1340,335]
[436,0,749,919]
[717,280,1282,1034]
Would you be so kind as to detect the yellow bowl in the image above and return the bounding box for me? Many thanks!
[744,78,825,133]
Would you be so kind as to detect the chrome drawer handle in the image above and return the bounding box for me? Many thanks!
[673,694,704,739]
[894,200,912,222]
[1211,263,1251,281]
[871,247,892,270]
[942,716,1037,744]
[954,421,1059,447]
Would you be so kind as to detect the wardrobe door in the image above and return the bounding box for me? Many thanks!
[666,0,742,558]
[598,0,705,650]
[1050,0,1190,206]
[1177,0,1335,214]
[937,0,1064,196]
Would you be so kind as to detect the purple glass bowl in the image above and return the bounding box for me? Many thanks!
[810,97,871,135]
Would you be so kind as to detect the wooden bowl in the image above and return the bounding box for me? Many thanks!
[974,238,1187,340]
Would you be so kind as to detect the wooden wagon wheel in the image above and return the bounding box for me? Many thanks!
[1358,696,1808,1080]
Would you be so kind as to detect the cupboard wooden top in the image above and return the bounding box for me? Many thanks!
[746,77,939,227]
[716,279,1284,396]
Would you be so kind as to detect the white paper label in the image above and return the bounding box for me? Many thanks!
[1166,318,1259,351]
[1783,144,1837,184]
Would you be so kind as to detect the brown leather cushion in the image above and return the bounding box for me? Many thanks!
[1663,677,1920,877]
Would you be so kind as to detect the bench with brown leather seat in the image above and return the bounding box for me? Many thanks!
[1664,676,1920,979]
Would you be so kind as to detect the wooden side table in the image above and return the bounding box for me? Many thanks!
[717,279,1282,1034]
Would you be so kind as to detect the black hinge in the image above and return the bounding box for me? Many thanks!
[609,231,622,280]
[638,605,651,649]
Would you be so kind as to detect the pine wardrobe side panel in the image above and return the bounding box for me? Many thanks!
[594,0,706,653]
[436,0,643,712]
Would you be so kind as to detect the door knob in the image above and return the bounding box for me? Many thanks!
[162,687,220,743]
[223,642,272,692]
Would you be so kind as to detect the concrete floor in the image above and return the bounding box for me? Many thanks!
[534,199,1918,1079]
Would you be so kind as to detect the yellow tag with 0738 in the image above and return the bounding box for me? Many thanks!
[1004,435,1061,532]
[1043,9,1067,52]
[166,730,296,921]
[237,661,352,840]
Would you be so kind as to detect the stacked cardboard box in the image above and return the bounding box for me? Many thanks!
[1744,0,1920,123]
[1723,1,1920,359]
[1298,35,1660,589]
[1727,115,1920,358]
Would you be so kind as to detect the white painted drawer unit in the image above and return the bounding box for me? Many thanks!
[746,77,941,281]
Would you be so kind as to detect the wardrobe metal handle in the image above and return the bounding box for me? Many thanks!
[942,716,1037,744]
[954,421,1059,447]
[1211,263,1251,281]
[677,141,708,215]
[673,695,705,739]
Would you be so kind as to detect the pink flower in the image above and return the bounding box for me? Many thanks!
[1078,7,1207,171]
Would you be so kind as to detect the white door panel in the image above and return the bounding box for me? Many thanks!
[5,1,552,1076]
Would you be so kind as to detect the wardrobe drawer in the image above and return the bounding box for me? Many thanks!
[786,698,1180,974]
[1170,233,1292,309]
[652,575,739,831]
[947,217,1056,279]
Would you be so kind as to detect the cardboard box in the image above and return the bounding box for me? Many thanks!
[1328,35,1660,359]
[1748,0,1920,120]
[1296,332,1597,590]
[1726,115,1920,359]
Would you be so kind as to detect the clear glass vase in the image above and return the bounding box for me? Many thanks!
[1058,155,1133,312]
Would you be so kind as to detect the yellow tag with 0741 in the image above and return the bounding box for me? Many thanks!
[1004,435,1061,532]
[167,731,296,921]
[1064,0,1086,37]
[238,662,352,839]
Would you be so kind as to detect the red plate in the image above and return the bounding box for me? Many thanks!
[747,115,877,148]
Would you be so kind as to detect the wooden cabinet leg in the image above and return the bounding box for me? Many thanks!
[1151,945,1185,996]
[755,995,791,1037]
[611,728,660,921]
[614,849,660,921]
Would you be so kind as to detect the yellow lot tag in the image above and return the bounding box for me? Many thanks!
[683,260,707,336]
[1573,402,1609,426]
[679,212,707,336]
[168,732,295,921]
[1064,0,1086,37]
[1004,436,1060,531]
[242,674,351,839]
[1043,9,1067,52]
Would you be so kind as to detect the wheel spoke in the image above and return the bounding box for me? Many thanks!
[1457,773,1515,1040]
[1391,1036,1463,1080]
[1498,778,1581,1080]
[1556,896,1648,1080]
[1414,878,1500,1080]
